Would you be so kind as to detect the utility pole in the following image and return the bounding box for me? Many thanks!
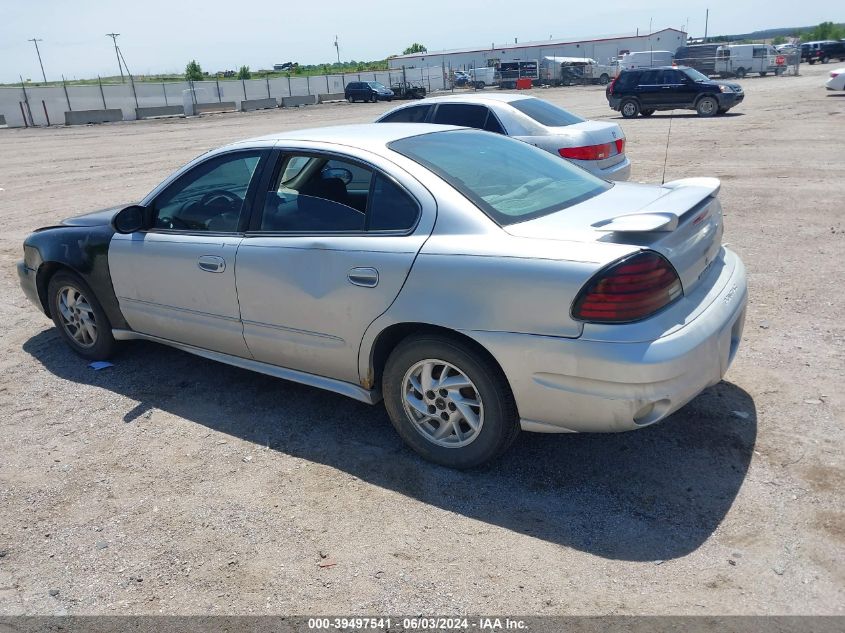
[28,38,47,83]
[703,9,709,44]
[106,33,124,82]
[334,35,340,64]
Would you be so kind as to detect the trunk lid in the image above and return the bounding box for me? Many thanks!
[504,178,724,294]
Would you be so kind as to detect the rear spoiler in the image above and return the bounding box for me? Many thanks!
[592,177,721,233]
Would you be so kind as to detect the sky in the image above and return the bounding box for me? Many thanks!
[1,1,840,83]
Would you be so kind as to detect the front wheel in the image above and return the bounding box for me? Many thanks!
[370,93,378,103]
[383,335,519,469]
[822,56,829,64]
[620,99,640,118]
[696,96,718,117]
[759,71,768,77]
[47,271,116,361]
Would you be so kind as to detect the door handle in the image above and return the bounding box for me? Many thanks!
[348,267,379,288]
[198,255,226,273]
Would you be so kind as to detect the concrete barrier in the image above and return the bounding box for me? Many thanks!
[281,95,319,108]
[136,105,185,119]
[319,93,346,103]
[195,101,237,114]
[240,97,278,112]
[64,109,123,125]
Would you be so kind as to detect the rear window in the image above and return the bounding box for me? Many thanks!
[508,98,584,127]
[389,129,610,226]
[433,104,488,128]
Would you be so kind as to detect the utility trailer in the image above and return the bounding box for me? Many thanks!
[539,56,614,86]
[498,60,539,89]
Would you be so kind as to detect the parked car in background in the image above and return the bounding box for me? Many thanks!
[826,67,845,91]
[344,81,394,102]
[607,66,744,118]
[390,81,427,99]
[715,44,780,77]
[376,94,630,180]
[468,66,496,88]
[18,124,746,468]
[801,40,845,64]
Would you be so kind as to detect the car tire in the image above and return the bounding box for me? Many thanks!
[47,270,117,361]
[599,74,610,85]
[736,67,746,78]
[370,93,377,103]
[696,96,718,117]
[346,96,353,103]
[759,71,767,77]
[382,334,519,469]
[620,99,640,118]
[640,109,655,116]
[822,56,829,64]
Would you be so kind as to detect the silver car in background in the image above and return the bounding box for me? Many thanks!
[18,124,745,469]
[376,93,631,181]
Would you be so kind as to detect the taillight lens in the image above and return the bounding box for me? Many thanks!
[831,72,840,78]
[608,76,619,94]
[571,251,683,323]
[559,143,613,160]
[559,139,624,160]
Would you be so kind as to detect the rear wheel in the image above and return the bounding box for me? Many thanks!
[620,99,640,118]
[822,56,829,64]
[47,271,116,361]
[599,74,610,85]
[696,96,718,117]
[383,335,519,469]
[640,109,655,117]
[759,71,767,77]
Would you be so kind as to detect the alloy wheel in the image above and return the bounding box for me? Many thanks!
[57,286,98,348]
[402,359,484,448]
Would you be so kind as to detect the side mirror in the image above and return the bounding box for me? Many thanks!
[112,205,149,234]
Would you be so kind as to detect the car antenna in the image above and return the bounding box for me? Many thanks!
[661,111,674,185]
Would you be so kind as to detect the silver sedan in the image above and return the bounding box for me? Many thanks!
[376,93,631,181]
[18,124,746,468]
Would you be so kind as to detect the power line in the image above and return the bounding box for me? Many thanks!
[28,37,47,83]
[105,33,125,82]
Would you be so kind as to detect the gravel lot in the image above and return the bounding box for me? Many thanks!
[0,63,842,616]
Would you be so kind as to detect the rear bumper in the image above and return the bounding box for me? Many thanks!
[467,248,747,433]
[578,155,630,181]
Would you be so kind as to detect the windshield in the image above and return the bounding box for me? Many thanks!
[369,82,387,90]
[389,129,610,226]
[509,98,585,127]
[682,68,711,82]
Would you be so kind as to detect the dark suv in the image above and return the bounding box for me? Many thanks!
[606,66,744,118]
[344,81,394,103]
[800,41,845,64]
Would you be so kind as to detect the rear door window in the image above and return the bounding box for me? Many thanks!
[379,104,433,123]
[639,70,662,85]
[432,104,488,128]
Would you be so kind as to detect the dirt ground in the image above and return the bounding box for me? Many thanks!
[0,63,842,617]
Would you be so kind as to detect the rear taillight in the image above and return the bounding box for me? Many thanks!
[615,138,625,155]
[559,143,613,160]
[831,72,840,78]
[571,251,683,323]
[608,76,619,94]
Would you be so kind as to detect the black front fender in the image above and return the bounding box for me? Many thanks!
[23,224,128,330]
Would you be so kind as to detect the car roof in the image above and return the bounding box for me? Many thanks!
[623,65,691,71]
[235,123,463,155]
[410,93,535,105]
